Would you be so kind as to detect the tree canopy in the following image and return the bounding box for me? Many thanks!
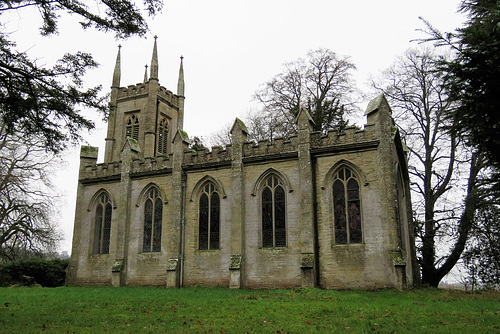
[0,0,163,153]
[421,0,500,169]
[253,48,356,139]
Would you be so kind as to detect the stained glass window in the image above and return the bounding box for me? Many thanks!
[261,175,286,248]
[93,193,112,254]
[143,188,162,252]
[126,114,139,141]
[332,167,362,244]
[199,183,220,250]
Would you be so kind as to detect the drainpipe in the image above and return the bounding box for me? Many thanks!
[179,172,187,287]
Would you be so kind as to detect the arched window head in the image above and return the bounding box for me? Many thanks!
[332,167,362,244]
[126,114,140,141]
[262,175,286,248]
[143,188,162,253]
[93,193,112,254]
[198,182,220,250]
[157,117,169,155]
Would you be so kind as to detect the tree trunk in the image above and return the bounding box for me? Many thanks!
[420,152,483,286]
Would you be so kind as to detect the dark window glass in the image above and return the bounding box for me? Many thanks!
[93,204,103,254]
[333,179,347,244]
[199,193,209,250]
[332,167,362,244]
[261,175,286,248]
[143,199,153,252]
[210,193,220,250]
[153,197,162,252]
[198,183,220,250]
[262,187,273,248]
[274,186,286,247]
[143,189,163,252]
[102,203,112,253]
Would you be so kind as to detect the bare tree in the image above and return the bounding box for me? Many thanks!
[372,48,484,287]
[254,48,356,139]
[0,122,61,262]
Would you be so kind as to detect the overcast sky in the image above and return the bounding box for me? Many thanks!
[5,0,466,254]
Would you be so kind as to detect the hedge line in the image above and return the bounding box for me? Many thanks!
[0,258,69,287]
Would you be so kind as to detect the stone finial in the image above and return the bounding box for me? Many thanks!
[230,118,249,136]
[149,36,158,80]
[295,106,315,131]
[365,94,392,124]
[172,129,190,144]
[143,64,148,83]
[365,94,389,115]
[112,45,121,87]
[177,56,185,96]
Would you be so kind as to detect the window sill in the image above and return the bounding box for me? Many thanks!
[331,243,365,248]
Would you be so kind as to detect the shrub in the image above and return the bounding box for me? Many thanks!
[0,258,70,287]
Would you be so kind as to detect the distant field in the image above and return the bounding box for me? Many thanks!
[0,286,498,333]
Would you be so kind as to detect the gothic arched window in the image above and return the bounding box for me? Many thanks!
[126,114,140,141]
[262,175,286,248]
[143,188,163,253]
[198,183,220,250]
[332,167,362,244]
[157,117,169,155]
[93,193,112,254]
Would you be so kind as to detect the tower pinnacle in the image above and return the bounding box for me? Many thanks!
[112,45,121,87]
[149,36,158,80]
[177,55,184,96]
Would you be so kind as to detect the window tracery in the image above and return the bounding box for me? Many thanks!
[198,182,220,250]
[93,193,112,254]
[143,188,162,253]
[332,167,362,244]
[262,175,286,248]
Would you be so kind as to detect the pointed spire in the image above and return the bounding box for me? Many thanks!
[177,56,184,96]
[112,45,121,87]
[149,36,158,80]
[143,64,148,83]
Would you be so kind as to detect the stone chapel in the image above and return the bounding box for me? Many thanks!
[66,39,420,289]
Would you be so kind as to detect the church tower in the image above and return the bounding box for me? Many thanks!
[104,37,185,162]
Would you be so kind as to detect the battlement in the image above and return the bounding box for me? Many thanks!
[117,83,149,98]
[243,135,299,158]
[80,161,122,182]
[130,155,173,175]
[310,123,377,150]
[116,82,179,107]
[184,145,232,167]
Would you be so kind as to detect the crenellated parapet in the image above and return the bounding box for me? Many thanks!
[115,82,179,108]
[310,123,378,152]
[243,135,299,158]
[130,155,173,175]
[117,83,149,99]
[80,161,122,183]
[81,94,392,183]
[183,145,232,168]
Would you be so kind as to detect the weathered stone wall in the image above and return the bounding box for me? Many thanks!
[67,75,417,290]
[182,168,233,287]
[315,151,400,289]
[242,159,303,288]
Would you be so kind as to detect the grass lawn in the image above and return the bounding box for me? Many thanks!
[0,286,499,333]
